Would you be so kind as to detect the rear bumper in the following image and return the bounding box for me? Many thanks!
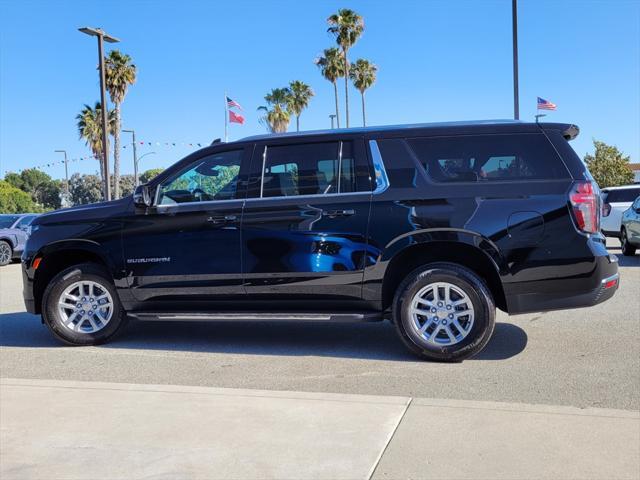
[505,254,619,314]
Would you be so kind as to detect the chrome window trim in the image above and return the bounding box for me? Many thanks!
[259,145,268,198]
[337,141,343,194]
[369,139,390,194]
[245,191,371,203]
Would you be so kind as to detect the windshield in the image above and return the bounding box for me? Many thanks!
[0,215,21,228]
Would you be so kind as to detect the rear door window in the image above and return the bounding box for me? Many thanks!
[407,133,569,182]
[249,140,370,198]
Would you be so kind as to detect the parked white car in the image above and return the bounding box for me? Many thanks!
[601,185,640,237]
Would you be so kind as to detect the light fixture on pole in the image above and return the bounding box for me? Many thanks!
[122,129,139,186]
[78,26,120,201]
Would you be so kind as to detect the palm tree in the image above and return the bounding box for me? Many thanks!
[314,48,345,128]
[76,102,115,195]
[105,50,137,199]
[258,88,291,133]
[287,81,314,132]
[327,9,364,128]
[349,59,378,127]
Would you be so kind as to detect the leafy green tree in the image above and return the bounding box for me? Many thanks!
[0,180,40,213]
[349,59,377,126]
[287,81,314,132]
[140,168,164,183]
[4,169,61,210]
[584,140,634,188]
[327,8,364,128]
[258,88,291,133]
[117,174,136,197]
[105,50,137,199]
[76,102,115,196]
[315,47,345,128]
[69,173,103,206]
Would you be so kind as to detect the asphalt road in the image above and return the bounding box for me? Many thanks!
[1,239,638,411]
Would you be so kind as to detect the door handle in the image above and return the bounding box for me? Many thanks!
[322,209,355,218]
[207,214,237,224]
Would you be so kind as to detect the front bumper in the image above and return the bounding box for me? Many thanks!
[505,254,620,314]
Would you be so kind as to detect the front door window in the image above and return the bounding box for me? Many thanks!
[158,150,242,205]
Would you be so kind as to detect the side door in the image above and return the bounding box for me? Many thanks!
[122,147,251,305]
[240,136,375,303]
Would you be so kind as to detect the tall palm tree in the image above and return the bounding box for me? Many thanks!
[258,88,291,133]
[76,102,115,195]
[327,8,364,128]
[287,81,314,132]
[349,59,378,127]
[314,48,345,128]
[105,50,137,199]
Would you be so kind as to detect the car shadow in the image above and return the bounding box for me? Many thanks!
[0,312,527,362]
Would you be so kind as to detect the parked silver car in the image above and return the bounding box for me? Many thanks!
[0,214,38,266]
[620,196,640,256]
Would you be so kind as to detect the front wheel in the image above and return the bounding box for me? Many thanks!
[42,263,128,345]
[393,263,496,362]
[621,228,636,256]
[0,240,13,266]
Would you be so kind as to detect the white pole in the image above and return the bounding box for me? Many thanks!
[224,91,228,142]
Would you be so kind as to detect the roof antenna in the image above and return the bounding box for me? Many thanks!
[211,138,222,145]
[534,114,546,124]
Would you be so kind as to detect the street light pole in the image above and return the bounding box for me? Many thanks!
[512,0,520,120]
[122,129,138,186]
[79,27,120,201]
[54,150,69,195]
[53,150,71,201]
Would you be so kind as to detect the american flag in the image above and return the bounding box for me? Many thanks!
[226,96,243,110]
[537,97,557,111]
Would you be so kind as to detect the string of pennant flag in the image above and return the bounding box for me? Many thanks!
[8,140,205,174]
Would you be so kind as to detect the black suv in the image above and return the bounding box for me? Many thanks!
[22,121,619,361]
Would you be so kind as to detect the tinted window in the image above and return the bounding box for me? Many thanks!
[257,141,363,198]
[407,134,569,182]
[158,150,242,204]
[0,215,20,228]
[605,188,640,203]
[376,139,421,188]
[15,215,36,228]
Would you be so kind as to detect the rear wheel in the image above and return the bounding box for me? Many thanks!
[621,228,636,256]
[393,263,495,362]
[42,263,128,345]
[0,240,12,266]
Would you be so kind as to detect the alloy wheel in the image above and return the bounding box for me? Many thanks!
[57,280,114,333]
[409,281,475,346]
[0,243,11,265]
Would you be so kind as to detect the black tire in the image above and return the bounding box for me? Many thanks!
[42,263,128,345]
[392,262,496,362]
[621,228,636,256]
[0,240,13,266]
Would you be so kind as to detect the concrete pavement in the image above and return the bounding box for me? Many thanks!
[1,378,638,480]
[1,241,638,410]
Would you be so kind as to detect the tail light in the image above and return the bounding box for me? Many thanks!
[569,181,600,234]
[602,203,611,217]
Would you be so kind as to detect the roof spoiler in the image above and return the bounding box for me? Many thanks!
[541,123,580,141]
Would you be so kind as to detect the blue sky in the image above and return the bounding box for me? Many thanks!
[1,0,639,180]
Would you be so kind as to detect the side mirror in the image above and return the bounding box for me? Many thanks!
[133,184,153,207]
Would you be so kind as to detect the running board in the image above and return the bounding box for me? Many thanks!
[129,312,383,323]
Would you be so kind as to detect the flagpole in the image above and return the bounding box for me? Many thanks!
[224,91,228,142]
